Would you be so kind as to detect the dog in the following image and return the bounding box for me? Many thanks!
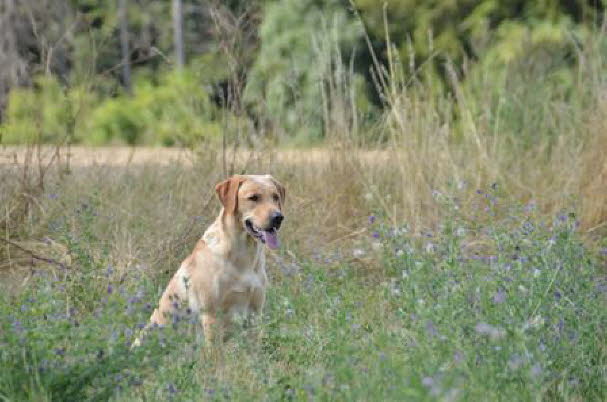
[132,174,285,347]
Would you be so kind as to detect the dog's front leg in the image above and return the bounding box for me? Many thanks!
[201,312,225,363]
[201,312,217,345]
[248,296,265,346]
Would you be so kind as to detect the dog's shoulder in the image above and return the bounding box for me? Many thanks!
[202,220,222,251]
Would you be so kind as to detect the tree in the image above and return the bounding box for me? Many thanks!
[243,0,365,141]
[172,0,184,68]
[118,0,131,93]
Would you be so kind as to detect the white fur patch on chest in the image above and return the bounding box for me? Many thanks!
[229,270,265,293]
[222,267,267,322]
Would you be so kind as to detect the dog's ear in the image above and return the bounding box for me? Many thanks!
[270,177,286,208]
[215,175,246,215]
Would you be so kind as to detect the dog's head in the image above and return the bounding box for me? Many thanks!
[215,174,285,249]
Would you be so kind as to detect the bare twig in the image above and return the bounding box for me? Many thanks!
[0,237,68,270]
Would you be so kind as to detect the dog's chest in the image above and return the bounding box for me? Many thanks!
[229,268,265,292]
[220,267,266,316]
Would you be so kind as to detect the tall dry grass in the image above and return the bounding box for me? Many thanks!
[2,19,607,285]
[317,25,607,236]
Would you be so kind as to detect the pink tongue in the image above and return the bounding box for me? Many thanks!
[262,230,279,250]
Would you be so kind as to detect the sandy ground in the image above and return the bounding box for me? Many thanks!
[0,145,389,168]
[1,146,197,167]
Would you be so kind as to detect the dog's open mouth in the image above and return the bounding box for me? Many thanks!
[245,220,280,250]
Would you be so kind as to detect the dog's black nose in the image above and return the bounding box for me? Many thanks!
[270,211,284,229]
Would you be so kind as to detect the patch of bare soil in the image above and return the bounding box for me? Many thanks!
[0,146,388,168]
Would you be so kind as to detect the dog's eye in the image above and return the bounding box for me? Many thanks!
[248,194,259,202]
[272,193,280,202]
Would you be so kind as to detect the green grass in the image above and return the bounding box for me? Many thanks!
[1,171,605,401]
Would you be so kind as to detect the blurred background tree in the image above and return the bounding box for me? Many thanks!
[0,0,605,145]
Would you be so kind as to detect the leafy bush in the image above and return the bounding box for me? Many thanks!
[0,76,94,144]
[86,68,223,146]
[0,67,230,146]
[244,0,374,142]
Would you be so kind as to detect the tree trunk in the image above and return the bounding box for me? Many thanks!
[172,0,184,68]
[118,0,131,93]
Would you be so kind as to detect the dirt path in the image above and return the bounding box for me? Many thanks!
[0,146,389,168]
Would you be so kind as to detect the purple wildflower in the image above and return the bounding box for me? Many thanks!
[371,231,380,239]
[11,320,23,333]
[107,284,113,294]
[524,200,537,213]
[531,363,543,378]
[492,288,506,304]
[368,215,376,225]
[508,354,524,370]
[475,322,505,339]
[421,376,441,396]
[425,320,438,338]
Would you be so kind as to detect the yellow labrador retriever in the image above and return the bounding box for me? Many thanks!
[132,174,285,346]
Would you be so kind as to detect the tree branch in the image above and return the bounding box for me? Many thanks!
[0,237,68,270]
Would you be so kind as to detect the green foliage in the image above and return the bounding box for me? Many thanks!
[86,68,222,146]
[0,271,197,401]
[372,188,606,399]
[0,68,227,146]
[354,0,602,72]
[244,0,371,142]
[0,76,94,144]
[2,0,606,146]
[1,185,605,400]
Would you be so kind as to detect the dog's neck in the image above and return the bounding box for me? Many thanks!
[204,209,264,270]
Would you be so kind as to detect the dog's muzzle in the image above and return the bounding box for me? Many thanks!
[245,214,283,250]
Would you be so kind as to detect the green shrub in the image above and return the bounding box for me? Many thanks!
[244,0,374,142]
[0,76,94,144]
[0,67,230,147]
[85,68,223,146]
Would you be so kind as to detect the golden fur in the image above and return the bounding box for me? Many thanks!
[132,174,285,347]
